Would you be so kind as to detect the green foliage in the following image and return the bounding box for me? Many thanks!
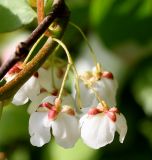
[10,148,30,160]
[90,0,115,26]
[44,0,53,15]
[0,105,29,145]
[140,119,152,146]
[90,0,152,47]
[0,0,36,33]
[132,56,152,116]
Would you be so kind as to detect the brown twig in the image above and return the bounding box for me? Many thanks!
[0,0,65,79]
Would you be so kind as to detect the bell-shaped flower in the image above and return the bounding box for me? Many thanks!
[74,65,118,108]
[80,104,127,149]
[5,63,53,105]
[29,95,80,148]
[28,90,75,114]
[12,67,52,105]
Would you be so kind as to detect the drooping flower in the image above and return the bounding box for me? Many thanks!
[13,67,53,105]
[27,90,75,114]
[74,65,118,108]
[29,95,80,148]
[6,59,67,106]
[5,63,52,105]
[80,104,127,149]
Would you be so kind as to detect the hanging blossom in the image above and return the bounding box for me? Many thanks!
[27,90,75,114]
[74,64,118,108]
[4,63,52,105]
[29,95,80,148]
[80,103,127,149]
[4,62,65,106]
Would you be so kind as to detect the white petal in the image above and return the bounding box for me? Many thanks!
[12,76,40,105]
[94,78,117,106]
[42,96,57,104]
[78,80,97,108]
[27,92,50,114]
[80,113,116,149]
[12,86,29,105]
[79,113,88,127]
[38,68,52,92]
[29,112,51,147]
[75,55,92,75]
[25,76,40,101]
[53,67,65,88]
[116,113,127,143]
[52,113,80,148]
[47,67,63,90]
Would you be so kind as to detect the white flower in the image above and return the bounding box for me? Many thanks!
[80,105,127,149]
[74,66,118,108]
[29,96,80,148]
[6,65,52,105]
[28,91,75,114]
[6,61,66,106]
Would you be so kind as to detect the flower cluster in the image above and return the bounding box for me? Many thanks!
[5,59,127,149]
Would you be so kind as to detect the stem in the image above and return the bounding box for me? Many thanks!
[58,64,71,99]
[89,85,107,108]
[51,66,56,89]
[0,0,66,79]
[52,38,72,99]
[52,38,82,109]
[24,34,45,64]
[90,86,101,102]
[69,22,97,66]
[37,0,45,24]
[52,38,73,64]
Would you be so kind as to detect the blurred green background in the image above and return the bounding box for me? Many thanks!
[1,0,152,159]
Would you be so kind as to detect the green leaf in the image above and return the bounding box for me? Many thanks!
[45,0,53,15]
[0,0,36,33]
